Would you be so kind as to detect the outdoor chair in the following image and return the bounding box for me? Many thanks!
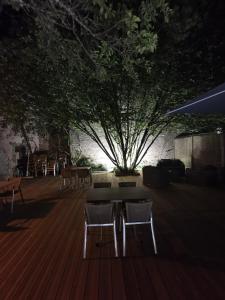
[122,200,157,256]
[83,202,118,259]
[118,182,137,228]
[60,168,72,190]
[0,177,24,213]
[45,160,57,176]
[27,154,36,177]
[118,182,136,187]
[77,168,92,189]
[34,154,47,177]
[93,182,111,188]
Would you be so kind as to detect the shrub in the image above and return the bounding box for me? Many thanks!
[157,159,185,181]
[114,168,140,176]
[75,155,107,171]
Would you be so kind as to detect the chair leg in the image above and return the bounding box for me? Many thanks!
[11,189,15,214]
[19,187,24,203]
[123,219,126,256]
[60,178,65,191]
[74,175,78,190]
[71,177,74,190]
[69,178,72,187]
[83,222,88,259]
[113,221,118,257]
[77,178,80,190]
[150,217,157,254]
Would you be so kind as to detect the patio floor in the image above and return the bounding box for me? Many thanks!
[1,173,225,299]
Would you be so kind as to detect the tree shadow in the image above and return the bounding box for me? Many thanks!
[0,196,58,231]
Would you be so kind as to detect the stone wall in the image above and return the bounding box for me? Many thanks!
[0,124,40,177]
[70,127,175,171]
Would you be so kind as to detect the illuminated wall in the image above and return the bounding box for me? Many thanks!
[70,127,175,171]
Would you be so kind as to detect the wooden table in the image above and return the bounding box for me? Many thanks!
[86,186,151,203]
[61,167,92,189]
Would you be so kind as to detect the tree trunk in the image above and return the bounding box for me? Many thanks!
[20,124,32,154]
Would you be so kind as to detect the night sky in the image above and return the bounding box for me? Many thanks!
[1,1,225,84]
[0,4,28,39]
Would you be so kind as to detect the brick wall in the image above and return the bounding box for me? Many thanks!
[70,127,175,170]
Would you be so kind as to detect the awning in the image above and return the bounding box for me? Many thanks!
[166,82,225,115]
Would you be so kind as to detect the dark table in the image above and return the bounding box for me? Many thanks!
[86,187,152,203]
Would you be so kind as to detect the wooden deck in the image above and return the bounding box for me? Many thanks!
[1,173,225,299]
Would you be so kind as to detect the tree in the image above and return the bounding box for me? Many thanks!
[0,10,37,153]
[3,0,225,173]
[3,0,173,173]
[0,4,73,156]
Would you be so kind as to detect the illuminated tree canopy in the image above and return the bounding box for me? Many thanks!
[1,0,225,173]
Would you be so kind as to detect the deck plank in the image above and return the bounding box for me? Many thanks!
[0,175,225,299]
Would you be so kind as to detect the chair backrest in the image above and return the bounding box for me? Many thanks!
[125,200,153,223]
[85,203,113,224]
[118,182,136,187]
[93,182,111,188]
[39,154,47,162]
[35,154,47,163]
[48,160,56,168]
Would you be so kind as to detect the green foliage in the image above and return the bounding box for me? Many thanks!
[10,0,172,172]
[2,0,225,172]
[114,168,140,177]
[75,155,107,171]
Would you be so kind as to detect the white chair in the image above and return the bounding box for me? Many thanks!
[83,202,118,259]
[122,200,157,256]
[77,168,92,189]
[60,168,72,190]
[44,160,57,176]
[34,154,47,177]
